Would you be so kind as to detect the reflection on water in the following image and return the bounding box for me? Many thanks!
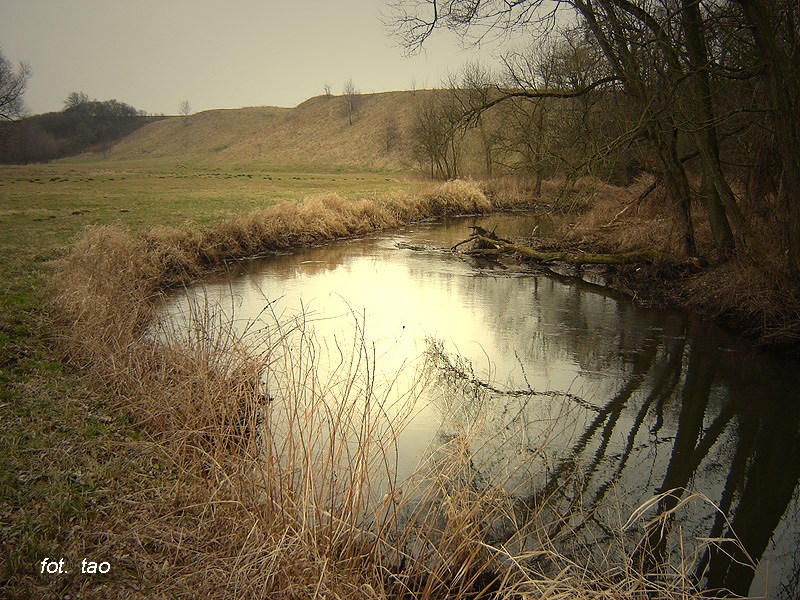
[158,214,800,598]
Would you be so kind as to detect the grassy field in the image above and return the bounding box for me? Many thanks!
[0,159,426,597]
[0,160,411,234]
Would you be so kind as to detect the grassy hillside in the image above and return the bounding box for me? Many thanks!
[110,91,432,170]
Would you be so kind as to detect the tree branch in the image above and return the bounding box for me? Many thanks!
[458,234,657,265]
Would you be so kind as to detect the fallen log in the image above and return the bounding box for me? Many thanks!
[462,234,657,265]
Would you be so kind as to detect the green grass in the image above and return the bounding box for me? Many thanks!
[0,160,412,237]
[0,158,421,597]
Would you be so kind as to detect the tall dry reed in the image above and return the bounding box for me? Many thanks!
[47,180,749,598]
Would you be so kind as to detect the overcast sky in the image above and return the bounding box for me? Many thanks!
[0,0,511,116]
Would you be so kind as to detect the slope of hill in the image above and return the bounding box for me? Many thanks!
[109,90,431,170]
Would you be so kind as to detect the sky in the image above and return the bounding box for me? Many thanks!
[0,0,512,116]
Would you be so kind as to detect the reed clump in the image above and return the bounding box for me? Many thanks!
[46,180,744,598]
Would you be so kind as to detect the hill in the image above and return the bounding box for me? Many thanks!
[109,90,433,170]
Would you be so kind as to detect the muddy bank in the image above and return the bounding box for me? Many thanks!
[616,257,799,352]
[470,223,800,354]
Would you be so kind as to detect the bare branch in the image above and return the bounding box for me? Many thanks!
[0,51,31,121]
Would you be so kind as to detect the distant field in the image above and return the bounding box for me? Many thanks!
[0,160,419,268]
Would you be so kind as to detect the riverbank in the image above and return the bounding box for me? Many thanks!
[3,169,764,598]
[483,177,800,353]
[1,164,429,598]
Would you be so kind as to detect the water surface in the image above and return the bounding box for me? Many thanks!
[158,213,800,597]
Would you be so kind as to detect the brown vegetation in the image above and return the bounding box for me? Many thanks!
[109,92,428,170]
[522,177,800,348]
[40,180,740,598]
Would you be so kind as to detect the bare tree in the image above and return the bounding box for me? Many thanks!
[0,48,31,121]
[64,91,90,112]
[342,79,361,125]
[499,34,609,191]
[735,0,800,274]
[390,0,800,263]
[411,91,464,179]
[449,62,502,177]
[411,94,447,178]
[178,100,191,128]
[388,0,753,258]
[383,117,400,153]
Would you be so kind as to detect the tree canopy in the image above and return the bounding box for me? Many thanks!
[0,92,156,163]
[390,0,800,273]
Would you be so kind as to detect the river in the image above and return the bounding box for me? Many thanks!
[156,213,800,598]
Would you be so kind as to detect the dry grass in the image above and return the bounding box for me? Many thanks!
[42,180,749,598]
[110,91,427,170]
[675,254,800,345]
[536,175,800,346]
[553,177,696,257]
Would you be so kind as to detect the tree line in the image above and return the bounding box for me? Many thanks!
[0,90,159,163]
[395,0,800,274]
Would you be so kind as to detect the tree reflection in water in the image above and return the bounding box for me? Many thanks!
[426,319,800,598]
[160,214,800,597]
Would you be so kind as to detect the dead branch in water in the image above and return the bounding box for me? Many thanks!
[453,229,657,266]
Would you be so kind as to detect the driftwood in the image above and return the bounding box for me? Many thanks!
[451,225,512,251]
[454,231,656,266]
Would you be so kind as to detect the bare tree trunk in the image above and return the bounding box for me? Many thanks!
[477,120,493,177]
[680,0,744,258]
[665,166,697,258]
[700,172,735,260]
[533,100,546,196]
[458,233,657,265]
[653,124,698,257]
[738,0,800,274]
